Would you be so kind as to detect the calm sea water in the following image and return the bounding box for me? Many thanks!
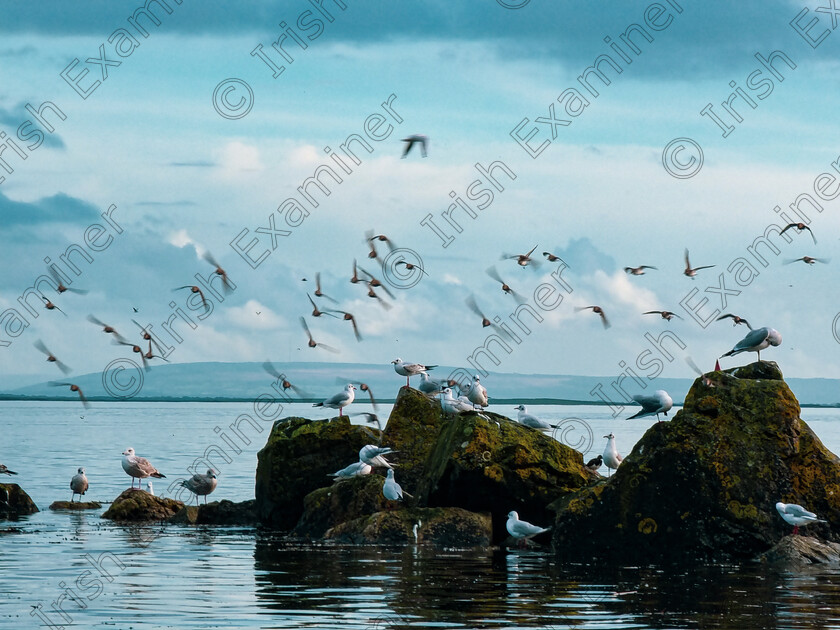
[3,401,840,629]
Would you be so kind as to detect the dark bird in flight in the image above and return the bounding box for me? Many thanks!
[40,296,66,316]
[87,315,125,341]
[34,339,71,374]
[307,294,338,318]
[49,382,90,408]
[465,294,492,328]
[717,313,753,329]
[486,266,525,303]
[314,272,338,303]
[543,252,563,262]
[624,265,656,276]
[48,268,88,295]
[780,222,816,244]
[262,361,309,398]
[401,134,428,158]
[784,256,829,265]
[576,305,610,329]
[202,250,232,293]
[173,285,209,313]
[684,249,715,279]
[300,316,340,352]
[502,244,539,268]
[396,260,428,276]
[643,310,681,321]
[324,310,363,342]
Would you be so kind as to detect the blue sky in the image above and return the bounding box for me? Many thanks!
[2,0,840,391]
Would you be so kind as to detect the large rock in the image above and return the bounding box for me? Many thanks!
[101,489,183,522]
[325,507,492,546]
[294,475,388,538]
[170,499,259,525]
[0,483,38,520]
[552,362,840,562]
[760,535,840,566]
[50,501,102,510]
[255,416,381,529]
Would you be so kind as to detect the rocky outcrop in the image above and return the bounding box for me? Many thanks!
[50,501,102,510]
[294,475,388,538]
[760,535,840,566]
[169,499,259,525]
[325,507,492,546]
[101,489,183,522]
[255,416,381,529]
[552,362,840,562]
[0,483,38,520]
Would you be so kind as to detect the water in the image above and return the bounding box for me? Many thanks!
[3,401,840,629]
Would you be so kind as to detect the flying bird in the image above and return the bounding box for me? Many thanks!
[401,134,428,158]
[40,295,66,316]
[784,256,829,265]
[34,339,71,374]
[721,327,782,363]
[717,313,753,329]
[780,222,816,244]
[143,341,169,365]
[307,294,338,318]
[181,469,218,505]
[486,266,525,303]
[313,384,356,417]
[775,502,826,535]
[543,252,563,262]
[502,244,540,268]
[49,382,90,409]
[358,265,395,300]
[624,265,657,276]
[627,390,673,422]
[70,467,88,502]
[299,317,340,353]
[643,310,681,321]
[314,272,338,303]
[576,305,610,329]
[263,361,308,398]
[465,294,492,328]
[684,249,715,278]
[173,285,209,312]
[202,250,232,293]
[133,319,166,354]
[395,260,428,276]
[349,259,361,284]
[116,340,149,371]
[48,268,88,295]
[324,310,362,342]
[87,315,125,341]
[365,231,397,251]
[121,447,166,488]
[603,433,622,477]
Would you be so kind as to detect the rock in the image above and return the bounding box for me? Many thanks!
[101,488,183,522]
[759,535,840,566]
[552,361,840,562]
[197,499,258,525]
[0,483,39,520]
[325,507,492,546]
[294,475,388,538]
[169,505,199,524]
[50,501,102,510]
[255,416,381,529]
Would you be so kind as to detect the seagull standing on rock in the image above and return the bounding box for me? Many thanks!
[418,372,445,395]
[514,405,556,431]
[627,390,673,422]
[313,384,356,417]
[467,375,488,408]
[70,467,88,502]
[603,434,622,477]
[330,461,372,481]
[776,502,826,535]
[181,469,218,505]
[360,445,397,469]
[585,455,603,472]
[392,358,437,387]
[383,469,411,502]
[121,448,166,489]
[440,388,477,414]
[506,511,552,547]
[721,327,782,363]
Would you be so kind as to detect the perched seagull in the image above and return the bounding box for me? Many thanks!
[383,469,411,502]
[313,384,356,417]
[467,375,488,408]
[391,358,436,387]
[603,434,623,477]
[330,460,372,481]
[643,310,681,321]
[146,480,155,496]
[0,464,18,475]
[776,502,826,535]
[721,327,782,363]
[585,455,603,472]
[780,222,816,244]
[514,404,555,431]
[684,249,715,278]
[501,244,540,268]
[401,134,428,158]
[181,469,218,505]
[360,445,397,469]
[418,372,445,395]
[121,448,166,489]
[627,390,673,422]
[717,313,753,330]
[624,265,657,276]
[506,510,551,546]
[576,305,610,329]
[70,467,88,502]
[441,387,477,414]
[785,256,829,265]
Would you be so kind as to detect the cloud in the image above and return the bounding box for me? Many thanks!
[0,103,65,149]
[216,141,263,174]
[135,200,197,207]
[167,229,206,260]
[167,161,216,168]
[0,190,99,226]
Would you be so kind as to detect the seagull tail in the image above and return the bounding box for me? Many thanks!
[313,402,324,407]
[152,472,166,479]
[626,409,647,420]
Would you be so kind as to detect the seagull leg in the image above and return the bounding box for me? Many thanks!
[793,525,799,536]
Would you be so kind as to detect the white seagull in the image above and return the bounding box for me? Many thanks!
[775,502,826,535]
[391,358,437,387]
[440,387,477,414]
[627,390,673,423]
[330,460,372,481]
[146,480,155,496]
[181,469,218,505]
[360,445,397,469]
[514,405,555,431]
[721,327,782,363]
[467,375,488,408]
[70,467,88,502]
[603,434,623,477]
[506,510,552,546]
[383,469,411,501]
[121,447,166,488]
[313,384,356,417]
[418,372,445,395]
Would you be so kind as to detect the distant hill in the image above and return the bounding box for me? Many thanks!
[2,361,838,406]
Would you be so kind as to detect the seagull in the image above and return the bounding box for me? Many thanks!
[401,134,427,158]
[643,310,681,321]
[467,375,488,408]
[329,460,372,481]
[365,231,397,252]
[360,445,397,469]
[514,404,555,431]
[313,384,356,417]
[300,316,340,353]
[486,266,525,303]
[391,358,436,387]
[685,356,718,388]
[49,382,90,409]
[624,265,657,276]
[48,267,88,295]
[543,252,563,262]
[173,285,209,313]
[121,447,166,488]
[395,260,428,276]
[721,327,782,363]
[506,510,551,546]
[323,309,363,342]
[465,294,493,328]
[383,468,411,502]
[684,249,715,278]
[717,313,753,330]
[418,372,445,395]
[181,469,218,505]
[34,339,71,374]
[146,480,154,495]
[775,502,826,535]
[603,433,622,477]
[202,250,233,293]
[70,467,88,502]
[780,222,816,244]
[0,464,18,475]
[87,314,126,341]
[576,305,610,329]
[627,390,673,422]
[441,387,477,414]
[585,455,603,471]
[784,256,829,265]
[314,272,338,303]
[502,244,540,268]
[40,295,66,316]
[306,294,338,319]
[132,319,166,355]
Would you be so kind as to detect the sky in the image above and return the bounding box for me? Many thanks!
[1,0,840,398]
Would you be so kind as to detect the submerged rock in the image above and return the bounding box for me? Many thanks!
[552,362,840,562]
[760,535,840,566]
[294,475,388,538]
[170,500,258,525]
[255,416,381,529]
[50,501,102,510]
[102,488,183,522]
[325,507,492,546]
[0,483,38,520]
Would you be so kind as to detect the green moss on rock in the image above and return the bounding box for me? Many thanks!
[102,489,183,522]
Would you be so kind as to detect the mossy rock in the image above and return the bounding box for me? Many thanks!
[170,499,258,525]
[552,362,840,562]
[325,507,492,546]
[255,416,381,529]
[50,501,102,511]
[0,483,39,520]
[759,535,840,566]
[101,488,183,522]
[294,474,388,538]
